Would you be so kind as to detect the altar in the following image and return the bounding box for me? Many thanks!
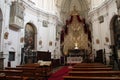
[67,49,85,64]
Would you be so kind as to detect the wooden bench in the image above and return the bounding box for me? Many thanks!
[68,71,120,77]
[73,65,107,68]
[70,67,112,71]
[16,63,40,68]
[0,70,23,76]
[5,67,36,79]
[36,65,52,80]
[73,63,107,67]
[63,76,120,80]
[5,66,52,80]
[6,76,29,80]
[0,75,6,80]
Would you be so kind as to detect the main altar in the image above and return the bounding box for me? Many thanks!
[60,6,91,63]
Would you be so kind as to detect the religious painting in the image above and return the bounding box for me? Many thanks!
[98,15,104,23]
[24,23,35,51]
[96,39,100,44]
[105,37,109,42]
[4,32,9,39]
[42,20,48,27]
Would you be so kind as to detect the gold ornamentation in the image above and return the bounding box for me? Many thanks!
[71,6,79,15]
[63,7,88,54]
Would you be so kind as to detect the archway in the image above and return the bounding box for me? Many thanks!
[110,15,120,68]
[23,23,37,64]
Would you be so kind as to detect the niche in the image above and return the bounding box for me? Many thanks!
[9,51,15,61]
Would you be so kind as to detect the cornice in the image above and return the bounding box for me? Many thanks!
[89,0,114,15]
[22,0,59,21]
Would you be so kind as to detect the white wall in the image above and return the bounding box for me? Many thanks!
[89,0,118,65]
[0,0,11,67]
[23,0,60,59]
[0,0,61,67]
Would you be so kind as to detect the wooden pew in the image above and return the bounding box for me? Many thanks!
[75,63,105,65]
[73,65,107,68]
[63,76,120,80]
[36,65,52,80]
[0,70,23,76]
[68,71,120,77]
[5,67,36,79]
[70,67,112,71]
[0,75,6,80]
[5,66,52,80]
[6,76,28,80]
[16,63,40,68]
[16,63,52,79]
[73,63,107,68]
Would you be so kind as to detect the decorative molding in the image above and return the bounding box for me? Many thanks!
[89,0,114,15]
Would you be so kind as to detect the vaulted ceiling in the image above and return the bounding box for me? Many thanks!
[55,0,91,23]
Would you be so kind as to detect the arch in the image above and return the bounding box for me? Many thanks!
[24,22,37,50]
[110,15,119,45]
[23,22,37,64]
[110,14,120,61]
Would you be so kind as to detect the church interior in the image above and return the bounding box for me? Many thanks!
[0,0,120,80]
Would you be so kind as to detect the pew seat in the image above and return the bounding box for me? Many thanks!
[6,76,28,80]
[70,67,112,71]
[63,76,120,80]
[0,70,23,76]
[69,71,120,77]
